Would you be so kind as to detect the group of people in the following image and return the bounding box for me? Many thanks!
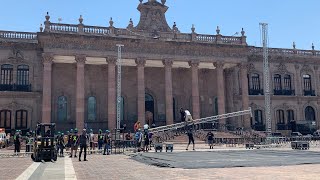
[133,121,153,152]
[55,128,112,161]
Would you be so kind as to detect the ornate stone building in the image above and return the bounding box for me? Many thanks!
[0,0,318,134]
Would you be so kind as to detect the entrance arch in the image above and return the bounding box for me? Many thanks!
[145,93,154,126]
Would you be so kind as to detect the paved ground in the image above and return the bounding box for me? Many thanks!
[2,145,320,179]
[131,150,320,169]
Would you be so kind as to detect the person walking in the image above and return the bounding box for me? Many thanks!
[186,128,195,151]
[79,129,88,161]
[58,133,65,157]
[206,131,214,149]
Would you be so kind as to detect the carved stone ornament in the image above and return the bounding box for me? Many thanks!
[277,62,288,74]
[106,56,117,65]
[75,55,86,64]
[247,63,255,73]
[188,60,199,68]
[294,64,300,70]
[135,0,171,32]
[162,59,173,67]
[214,62,224,69]
[135,57,146,66]
[9,46,24,60]
[301,64,313,73]
[42,53,54,64]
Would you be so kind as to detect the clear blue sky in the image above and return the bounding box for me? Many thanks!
[0,0,319,50]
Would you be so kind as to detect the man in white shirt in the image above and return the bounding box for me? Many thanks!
[184,110,193,122]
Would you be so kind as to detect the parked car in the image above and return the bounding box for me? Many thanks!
[291,132,302,137]
[313,130,320,137]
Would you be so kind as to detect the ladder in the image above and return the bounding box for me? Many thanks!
[149,108,252,133]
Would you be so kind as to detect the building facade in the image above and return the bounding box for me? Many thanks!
[0,0,318,134]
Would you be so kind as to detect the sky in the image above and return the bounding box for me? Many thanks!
[0,0,319,50]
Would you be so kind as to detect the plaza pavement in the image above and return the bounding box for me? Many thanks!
[1,144,320,180]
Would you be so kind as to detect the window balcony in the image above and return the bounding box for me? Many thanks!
[277,123,288,130]
[303,90,316,96]
[249,89,264,95]
[0,84,32,92]
[274,89,295,96]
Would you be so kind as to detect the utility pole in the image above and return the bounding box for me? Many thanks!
[116,44,124,130]
[260,23,272,137]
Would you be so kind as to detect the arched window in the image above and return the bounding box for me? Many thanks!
[303,74,314,96]
[254,110,263,125]
[57,96,67,121]
[145,93,154,125]
[287,110,294,122]
[87,96,96,121]
[249,73,263,95]
[284,75,292,90]
[17,65,29,85]
[274,74,282,91]
[0,110,11,129]
[0,64,13,85]
[305,106,315,121]
[276,110,285,124]
[251,73,261,90]
[15,110,27,129]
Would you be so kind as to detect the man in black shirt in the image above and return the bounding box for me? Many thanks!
[79,129,88,161]
[13,130,21,155]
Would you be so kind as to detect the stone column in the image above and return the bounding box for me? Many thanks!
[163,59,174,125]
[189,60,200,120]
[107,57,117,130]
[239,63,250,129]
[75,55,86,131]
[136,58,146,125]
[314,66,319,96]
[215,62,226,126]
[294,64,301,96]
[41,53,53,123]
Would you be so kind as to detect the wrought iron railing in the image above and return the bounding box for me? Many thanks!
[274,89,295,96]
[0,84,32,92]
[249,89,264,95]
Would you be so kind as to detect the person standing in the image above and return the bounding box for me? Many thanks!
[58,133,65,157]
[89,129,95,154]
[186,128,195,151]
[13,130,21,155]
[70,128,79,158]
[79,129,88,161]
[135,129,142,152]
[97,129,104,154]
[103,130,111,155]
[134,121,141,132]
[206,131,214,149]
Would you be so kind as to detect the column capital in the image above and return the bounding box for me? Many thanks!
[135,57,146,67]
[162,59,173,67]
[188,60,199,68]
[237,62,248,70]
[75,55,86,64]
[42,53,54,64]
[214,62,224,69]
[106,56,117,65]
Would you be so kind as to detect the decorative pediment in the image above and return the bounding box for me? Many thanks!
[301,64,313,74]
[8,46,24,61]
[277,62,288,74]
[136,0,171,32]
